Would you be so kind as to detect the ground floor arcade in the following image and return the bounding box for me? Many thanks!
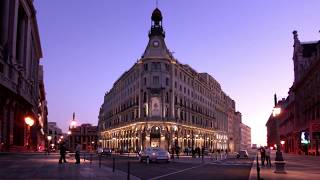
[100,121,228,153]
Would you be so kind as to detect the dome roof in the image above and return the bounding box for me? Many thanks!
[151,8,162,22]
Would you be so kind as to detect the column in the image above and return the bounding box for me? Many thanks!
[0,0,10,50]
[9,107,14,145]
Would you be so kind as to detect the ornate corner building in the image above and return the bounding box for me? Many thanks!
[0,0,47,151]
[98,8,243,152]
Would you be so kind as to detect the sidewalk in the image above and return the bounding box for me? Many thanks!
[248,152,320,180]
[0,153,140,180]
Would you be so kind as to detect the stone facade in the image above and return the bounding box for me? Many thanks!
[0,0,47,152]
[266,31,320,155]
[98,8,240,153]
[47,122,62,148]
[68,124,98,152]
[240,122,251,150]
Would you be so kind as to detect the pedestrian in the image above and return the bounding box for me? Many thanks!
[201,146,205,160]
[192,148,195,158]
[265,147,271,167]
[171,146,175,160]
[225,149,228,159]
[197,147,200,158]
[186,147,189,156]
[175,145,180,159]
[59,142,67,164]
[260,147,266,166]
[75,143,81,164]
[210,149,215,160]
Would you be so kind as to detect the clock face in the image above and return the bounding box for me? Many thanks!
[153,41,159,47]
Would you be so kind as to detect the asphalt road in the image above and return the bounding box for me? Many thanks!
[100,155,253,180]
[0,153,253,180]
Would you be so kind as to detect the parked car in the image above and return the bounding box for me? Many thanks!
[100,148,112,157]
[139,147,170,163]
[236,150,249,159]
[97,147,103,154]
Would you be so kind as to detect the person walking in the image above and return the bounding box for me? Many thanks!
[210,149,215,160]
[171,146,175,160]
[59,142,67,164]
[225,149,228,159]
[197,147,201,158]
[265,147,271,167]
[75,143,81,164]
[260,147,266,166]
[175,145,180,159]
[201,146,205,160]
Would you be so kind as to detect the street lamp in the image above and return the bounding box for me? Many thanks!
[24,117,34,149]
[47,135,52,154]
[273,106,286,173]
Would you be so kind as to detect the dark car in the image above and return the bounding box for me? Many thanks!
[236,150,249,159]
[101,148,112,157]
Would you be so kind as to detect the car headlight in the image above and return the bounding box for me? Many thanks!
[152,152,156,156]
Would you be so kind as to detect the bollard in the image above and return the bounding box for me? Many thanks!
[90,153,92,164]
[256,154,261,180]
[127,161,130,180]
[99,154,101,168]
[112,157,115,172]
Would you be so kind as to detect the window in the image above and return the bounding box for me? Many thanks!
[175,81,177,88]
[143,92,147,103]
[166,78,169,86]
[144,63,148,71]
[165,64,170,71]
[144,77,147,85]
[152,62,161,70]
[153,76,159,85]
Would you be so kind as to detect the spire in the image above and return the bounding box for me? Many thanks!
[149,8,165,38]
[142,8,172,59]
[274,94,277,107]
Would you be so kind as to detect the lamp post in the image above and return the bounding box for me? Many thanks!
[47,135,52,154]
[24,117,35,150]
[273,102,286,173]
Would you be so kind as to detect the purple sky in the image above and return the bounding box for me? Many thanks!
[34,0,320,146]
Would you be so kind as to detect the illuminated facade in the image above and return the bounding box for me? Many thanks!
[98,8,240,152]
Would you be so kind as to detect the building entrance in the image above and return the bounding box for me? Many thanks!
[150,126,160,147]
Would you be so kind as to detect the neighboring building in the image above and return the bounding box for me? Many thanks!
[47,122,62,148]
[98,8,241,153]
[233,111,242,152]
[0,0,47,151]
[240,122,251,150]
[266,31,320,155]
[233,111,251,152]
[68,123,98,152]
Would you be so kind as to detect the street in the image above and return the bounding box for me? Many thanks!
[0,153,253,180]
[101,155,253,180]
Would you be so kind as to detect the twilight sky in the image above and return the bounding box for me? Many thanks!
[34,0,320,146]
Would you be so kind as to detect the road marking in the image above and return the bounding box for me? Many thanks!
[149,163,207,180]
[208,162,252,166]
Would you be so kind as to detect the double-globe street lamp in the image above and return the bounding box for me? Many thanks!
[272,102,286,174]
